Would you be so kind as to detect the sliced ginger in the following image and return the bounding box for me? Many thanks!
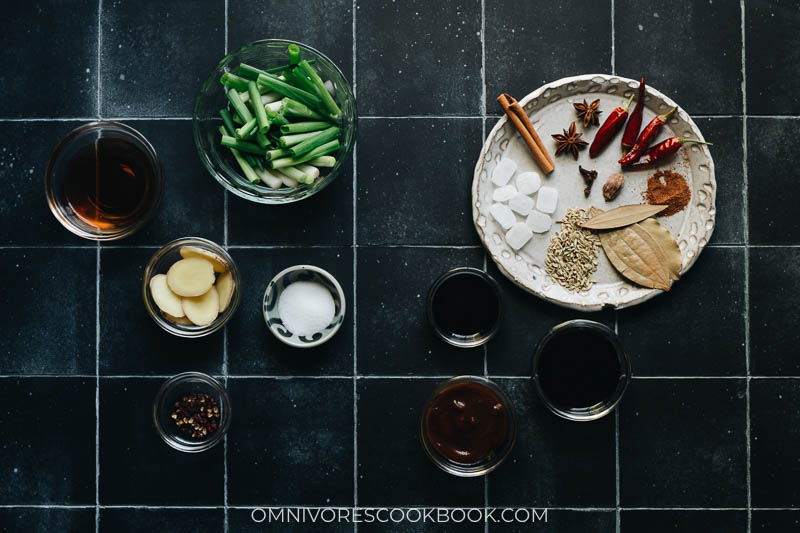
[149,274,185,317]
[167,257,215,297]
[182,286,220,326]
[179,246,228,273]
[216,271,235,312]
[163,312,193,326]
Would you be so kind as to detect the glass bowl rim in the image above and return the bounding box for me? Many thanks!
[44,120,165,241]
[192,38,357,205]
[142,236,241,338]
[531,319,631,422]
[152,371,232,453]
[419,375,518,477]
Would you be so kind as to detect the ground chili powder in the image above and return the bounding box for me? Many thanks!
[643,170,691,216]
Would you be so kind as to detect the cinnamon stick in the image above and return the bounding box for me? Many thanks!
[497,93,554,174]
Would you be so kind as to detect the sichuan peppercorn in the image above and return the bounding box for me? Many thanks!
[171,392,220,439]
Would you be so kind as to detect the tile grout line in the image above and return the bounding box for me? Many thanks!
[95,2,102,530]
[223,4,230,532]
[8,374,800,380]
[480,2,488,528]
[610,0,615,76]
[352,2,358,531]
[614,309,621,533]
[740,1,751,530]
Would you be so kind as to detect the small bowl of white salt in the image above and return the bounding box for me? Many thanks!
[262,265,346,348]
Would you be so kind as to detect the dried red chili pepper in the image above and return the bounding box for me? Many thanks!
[628,137,712,168]
[621,77,646,155]
[589,94,634,158]
[618,106,678,166]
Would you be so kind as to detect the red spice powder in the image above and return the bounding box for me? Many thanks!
[643,170,691,216]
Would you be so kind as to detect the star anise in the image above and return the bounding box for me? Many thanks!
[573,98,601,127]
[551,122,588,160]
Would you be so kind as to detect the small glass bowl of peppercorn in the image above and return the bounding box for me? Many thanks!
[153,372,231,453]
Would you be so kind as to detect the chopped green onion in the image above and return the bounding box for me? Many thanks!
[289,126,340,157]
[277,168,301,187]
[255,129,270,149]
[221,72,250,92]
[221,135,263,155]
[256,72,323,112]
[266,147,291,160]
[237,60,317,80]
[248,81,270,133]
[279,121,331,134]
[256,167,283,189]
[219,108,236,136]
[307,156,337,168]
[226,89,252,123]
[261,92,283,105]
[270,139,340,168]
[265,109,290,126]
[235,117,258,140]
[296,163,320,181]
[278,131,319,148]
[282,67,317,95]
[278,165,311,184]
[297,59,341,119]
[230,146,260,184]
[288,44,302,65]
[281,98,327,121]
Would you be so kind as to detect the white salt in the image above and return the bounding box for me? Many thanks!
[492,184,517,202]
[278,281,335,337]
[526,210,552,233]
[491,158,517,186]
[508,193,534,216]
[515,172,541,195]
[490,203,516,230]
[536,186,559,214]
[505,222,533,250]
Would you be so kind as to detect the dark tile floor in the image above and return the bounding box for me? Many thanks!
[3,0,798,531]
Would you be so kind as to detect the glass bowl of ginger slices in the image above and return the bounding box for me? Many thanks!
[143,237,241,338]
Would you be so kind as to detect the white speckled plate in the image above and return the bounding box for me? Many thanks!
[472,74,716,311]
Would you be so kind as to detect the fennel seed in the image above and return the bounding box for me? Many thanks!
[545,208,601,292]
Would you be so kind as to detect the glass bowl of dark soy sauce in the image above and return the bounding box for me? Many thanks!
[45,121,164,240]
[532,320,630,421]
[426,267,502,348]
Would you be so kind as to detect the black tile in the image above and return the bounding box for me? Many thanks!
[616,0,742,114]
[226,247,353,376]
[489,379,616,507]
[99,378,224,505]
[694,117,744,245]
[356,0,482,116]
[746,1,800,114]
[359,514,484,533]
[228,0,353,81]
[100,508,223,533]
[356,247,484,376]
[619,379,747,507]
[228,160,353,246]
[0,508,95,533]
[228,378,353,505]
[119,120,224,245]
[230,508,351,532]
[357,379,484,506]
[749,248,800,375]
[0,121,92,245]
[99,247,223,375]
[621,510,746,533]
[751,379,800,507]
[748,118,800,245]
[100,1,224,117]
[1,3,96,118]
[618,247,746,376]
[0,378,95,504]
[752,511,800,531]
[492,510,614,533]
[0,249,95,374]
[485,0,611,103]
[485,261,615,377]
[357,118,482,246]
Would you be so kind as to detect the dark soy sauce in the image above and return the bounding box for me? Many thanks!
[64,137,154,230]
[537,327,621,409]
[431,272,500,339]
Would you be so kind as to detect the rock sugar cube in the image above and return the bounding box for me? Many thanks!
[505,222,533,250]
[491,158,517,186]
[489,203,516,230]
[515,172,541,195]
[492,184,517,202]
[526,210,552,233]
[508,193,534,216]
[535,186,558,214]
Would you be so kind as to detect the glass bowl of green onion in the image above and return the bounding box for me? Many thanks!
[193,39,356,204]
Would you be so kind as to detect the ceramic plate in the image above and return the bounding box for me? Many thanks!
[472,74,716,311]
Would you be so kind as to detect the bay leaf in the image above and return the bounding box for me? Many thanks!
[598,222,672,291]
[639,218,682,281]
[581,204,668,230]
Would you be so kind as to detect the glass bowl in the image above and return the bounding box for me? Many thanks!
[193,39,357,204]
[45,121,164,240]
[153,372,231,453]
[419,376,517,477]
[142,237,241,338]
